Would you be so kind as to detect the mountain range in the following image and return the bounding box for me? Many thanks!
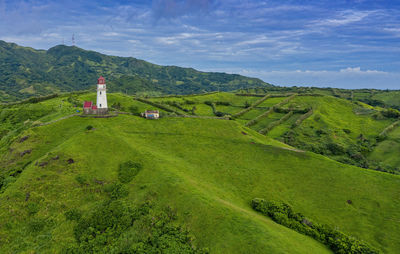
[0,40,270,102]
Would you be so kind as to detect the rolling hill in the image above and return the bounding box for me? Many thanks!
[0,40,270,103]
[1,92,400,253]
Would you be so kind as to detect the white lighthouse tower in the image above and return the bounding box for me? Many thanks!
[96,76,108,114]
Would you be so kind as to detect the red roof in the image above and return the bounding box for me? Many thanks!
[146,110,159,113]
[92,105,98,110]
[97,76,105,84]
[83,101,93,108]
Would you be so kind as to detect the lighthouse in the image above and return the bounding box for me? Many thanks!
[96,76,108,114]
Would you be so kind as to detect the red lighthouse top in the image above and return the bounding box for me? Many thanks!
[97,76,105,85]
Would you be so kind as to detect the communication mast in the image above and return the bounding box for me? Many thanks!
[72,33,75,46]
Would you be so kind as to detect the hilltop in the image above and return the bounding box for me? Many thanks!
[0,40,270,102]
[1,91,400,253]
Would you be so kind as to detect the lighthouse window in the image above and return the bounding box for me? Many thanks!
[100,91,102,95]
[100,104,102,107]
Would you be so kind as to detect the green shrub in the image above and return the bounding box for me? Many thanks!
[68,200,205,253]
[28,218,46,233]
[326,143,346,155]
[85,125,93,131]
[128,105,139,115]
[104,183,129,199]
[184,100,195,105]
[118,161,143,183]
[215,101,231,106]
[382,108,400,118]
[27,202,40,215]
[215,111,226,117]
[0,176,16,193]
[252,198,379,254]
[111,102,122,110]
[67,95,80,106]
[75,175,87,185]
[65,208,82,221]
[343,128,351,134]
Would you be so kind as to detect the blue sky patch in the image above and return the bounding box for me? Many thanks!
[1,0,399,89]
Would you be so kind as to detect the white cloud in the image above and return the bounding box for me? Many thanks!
[339,67,387,74]
[314,10,377,27]
[203,68,400,89]
[102,32,121,37]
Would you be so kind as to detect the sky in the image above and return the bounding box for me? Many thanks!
[0,0,400,89]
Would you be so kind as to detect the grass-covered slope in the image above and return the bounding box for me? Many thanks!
[0,40,270,102]
[1,112,400,253]
[227,94,399,173]
[369,126,400,169]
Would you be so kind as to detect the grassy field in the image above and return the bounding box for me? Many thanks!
[372,91,400,108]
[1,91,400,253]
[368,126,400,169]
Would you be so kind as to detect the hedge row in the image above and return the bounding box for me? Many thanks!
[232,94,272,118]
[134,98,185,115]
[141,91,219,99]
[274,107,309,114]
[259,111,294,135]
[245,94,297,127]
[245,107,274,127]
[235,93,297,98]
[292,109,313,128]
[251,198,379,254]
[235,93,265,97]
[165,101,192,114]
[378,120,400,139]
[204,101,229,117]
[296,93,325,97]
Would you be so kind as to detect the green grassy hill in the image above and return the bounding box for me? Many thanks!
[0,40,270,103]
[1,92,400,253]
[140,92,400,174]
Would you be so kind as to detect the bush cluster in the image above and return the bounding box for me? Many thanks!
[104,182,129,199]
[111,102,122,110]
[381,108,400,119]
[251,198,379,254]
[65,198,207,253]
[118,161,143,183]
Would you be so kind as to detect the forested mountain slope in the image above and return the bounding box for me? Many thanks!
[0,40,270,102]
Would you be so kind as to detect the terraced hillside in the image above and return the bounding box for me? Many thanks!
[1,92,400,253]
